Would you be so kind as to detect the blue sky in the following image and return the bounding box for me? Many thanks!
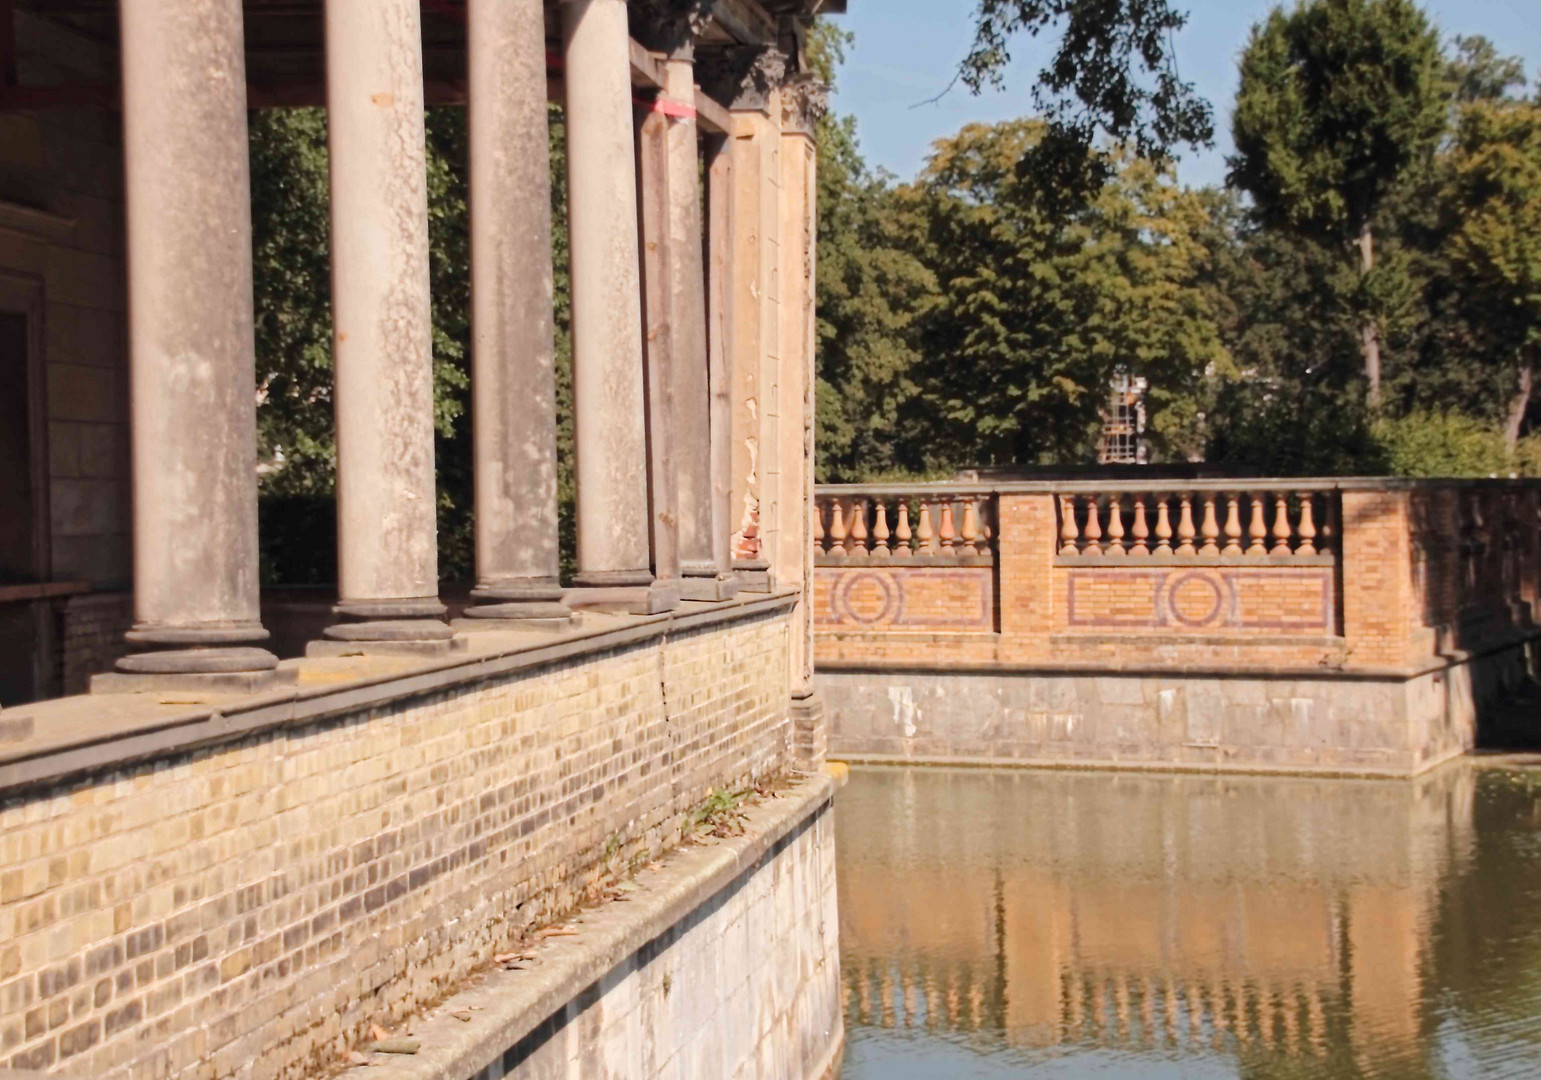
[830,1,1541,190]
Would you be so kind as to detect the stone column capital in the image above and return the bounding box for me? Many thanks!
[778,73,828,136]
[696,44,788,114]
[629,0,714,56]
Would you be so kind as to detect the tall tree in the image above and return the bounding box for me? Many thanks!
[904,120,1230,467]
[1444,100,1541,450]
[961,0,1214,191]
[1229,0,1448,407]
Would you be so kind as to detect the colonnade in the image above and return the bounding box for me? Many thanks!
[102,0,824,690]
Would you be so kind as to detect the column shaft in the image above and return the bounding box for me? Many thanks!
[562,0,675,612]
[636,100,680,587]
[316,0,454,653]
[663,56,737,602]
[461,0,573,629]
[107,0,278,688]
[705,133,737,585]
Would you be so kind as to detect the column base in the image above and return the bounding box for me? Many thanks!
[458,580,580,633]
[679,572,741,602]
[564,579,681,615]
[93,646,295,695]
[308,598,464,658]
[732,559,775,593]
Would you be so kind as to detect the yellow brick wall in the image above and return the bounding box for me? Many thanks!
[0,612,795,1079]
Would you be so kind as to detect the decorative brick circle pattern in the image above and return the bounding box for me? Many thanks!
[816,567,996,631]
[1167,571,1225,628]
[832,570,903,626]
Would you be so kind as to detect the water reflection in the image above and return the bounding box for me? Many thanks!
[836,764,1541,1079]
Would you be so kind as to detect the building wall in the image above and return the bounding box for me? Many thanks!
[0,610,801,1079]
[1,11,132,591]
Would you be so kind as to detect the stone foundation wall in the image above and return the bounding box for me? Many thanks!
[0,609,798,1080]
[818,642,1532,776]
[473,796,842,1080]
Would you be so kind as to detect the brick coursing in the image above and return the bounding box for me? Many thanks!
[0,611,798,1080]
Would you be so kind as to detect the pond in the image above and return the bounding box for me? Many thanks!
[835,763,1541,1080]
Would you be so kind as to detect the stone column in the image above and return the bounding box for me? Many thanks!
[561,0,677,613]
[701,47,788,593]
[636,97,681,592]
[657,42,737,601]
[98,0,284,693]
[779,74,827,761]
[705,133,738,591]
[459,0,575,632]
[312,0,457,656]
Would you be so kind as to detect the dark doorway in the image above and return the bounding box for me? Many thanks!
[0,310,39,704]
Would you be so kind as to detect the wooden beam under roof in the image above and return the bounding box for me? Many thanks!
[694,88,731,136]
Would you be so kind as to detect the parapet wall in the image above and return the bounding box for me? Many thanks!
[0,597,807,1079]
[813,479,1541,773]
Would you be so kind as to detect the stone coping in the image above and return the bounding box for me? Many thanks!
[0,590,800,796]
[817,476,1541,497]
[359,770,840,1080]
[826,751,1465,781]
[814,626,1541,681]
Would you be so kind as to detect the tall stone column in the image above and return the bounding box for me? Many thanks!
[312,0,457,656]
[705,133,738,592]
[98,0,284,692]
[459,0,575,632]
[700,47,788,594]
[561,0,677,613]
[779,75,828,763]
[662,46,738,602]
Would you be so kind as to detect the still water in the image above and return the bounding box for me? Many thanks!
[835,764,1541,1079]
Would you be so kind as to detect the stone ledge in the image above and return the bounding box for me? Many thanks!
[826,752,1458,781]
[0,590,801,795]
[360,772,838,1080]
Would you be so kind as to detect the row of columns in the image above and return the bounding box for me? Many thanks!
[103,0,813,689]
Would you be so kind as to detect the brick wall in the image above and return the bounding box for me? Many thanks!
[0,610,798,1080]
[56,592,132,695]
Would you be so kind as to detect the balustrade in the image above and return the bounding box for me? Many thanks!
[814,492,998,565]
[1055,489,1338,561]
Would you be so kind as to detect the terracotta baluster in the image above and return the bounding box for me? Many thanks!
[917,502,935,558]
[1222,494,1243,556]
[1105,496,1126,556]
[1271,493,1293,555]
[1084,497,1103,555]
[894,500,914,559]
[812,499,825,557]
[1130,496,1150,556]
[1197,494,1219,556]
[1060,495,1081,555]
[849,499,870,561]
[871,500,891,559]
[1247,494,1268,556]
[827,499,848,561]
[960,498,981,557]
[1296,493,1317,555]
[1154,495,1173,556]
[1176,494,1196,556]
[938,500,958,557]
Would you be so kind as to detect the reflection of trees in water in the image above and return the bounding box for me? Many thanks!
[1425,769,1541,1059]
[836,764,1541,1079]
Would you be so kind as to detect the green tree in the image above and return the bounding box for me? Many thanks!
[903,120,1230,467]
[1229,0,1448,407]
[1444,99,1541,450]
[960,0,1213,191]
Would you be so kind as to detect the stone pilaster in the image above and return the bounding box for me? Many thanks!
[459,0,575,633]
[561,0,678,614]
[98,0,286,693]
[777,75,826,700]
[311,0,458,657]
